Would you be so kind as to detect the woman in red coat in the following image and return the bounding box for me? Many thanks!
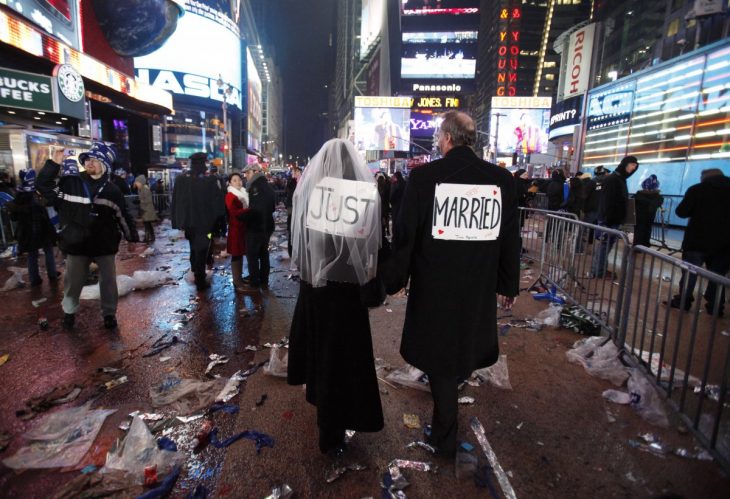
[225,172,249,291]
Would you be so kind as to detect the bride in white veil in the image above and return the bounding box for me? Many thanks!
[291,138,381,287]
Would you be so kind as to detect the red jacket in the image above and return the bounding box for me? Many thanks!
[225,192,248,256]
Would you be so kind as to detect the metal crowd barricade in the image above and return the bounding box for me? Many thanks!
[531,192,548,210]
[518,207,578,265]
[618,245,730,470]
[538,214,631,337]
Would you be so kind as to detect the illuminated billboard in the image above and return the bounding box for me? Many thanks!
[247,47,262,154]
[134,1,242,109]
[489,97,551,156]
[410,110,443,139]
[402,0,479,16]
[0,0,80,49]
[354,96,411,152]
[361,0,383,58]
[401,31,477,79]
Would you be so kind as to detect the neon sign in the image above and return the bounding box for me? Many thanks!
[497,4,520,96]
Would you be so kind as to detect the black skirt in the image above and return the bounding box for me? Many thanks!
[287,280,384,433]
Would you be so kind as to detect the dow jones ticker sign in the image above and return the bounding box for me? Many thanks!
[0,67,54,113]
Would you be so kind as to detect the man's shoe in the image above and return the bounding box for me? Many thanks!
[705,303,725,317]
[62,313,75,330]
[48,272,61,282]
[666,296,693,311]
[103,315,118,329]
[30,278,42,287]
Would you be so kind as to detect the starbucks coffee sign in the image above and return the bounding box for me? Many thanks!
[0,67,53,112]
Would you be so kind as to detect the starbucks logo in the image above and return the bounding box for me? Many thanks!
[56,64,85,103]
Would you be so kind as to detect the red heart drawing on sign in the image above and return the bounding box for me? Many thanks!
[438,229,444,235]
[493,190,497,195]
[357,228,365,234]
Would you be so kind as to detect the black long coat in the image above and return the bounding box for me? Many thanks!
[288,281,384,432]
[170,173,225,233]
[7,192,56,253]
[385,146,520,378]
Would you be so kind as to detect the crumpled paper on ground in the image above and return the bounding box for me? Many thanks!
[263,344,288,377]
[3,403,116,469]
[471,355,512,390]
[149,373,228,415]
[566,336,629,386]
[81,271,172,300]
[1,266,26,292]
[385,364,430,391]
[101,416,183,483]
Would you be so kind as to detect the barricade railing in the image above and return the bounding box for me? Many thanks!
[518,207,577,266]
[536,214,631,338]
[618,245,730,470]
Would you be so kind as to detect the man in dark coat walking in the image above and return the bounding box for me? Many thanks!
[591,156,637,277]
[171,153,225,291]
[243,164,276,289]
[385,111,520,457]
[669,168,730,316]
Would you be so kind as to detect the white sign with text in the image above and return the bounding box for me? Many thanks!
[306,177,378,239]
[432,183,502,241]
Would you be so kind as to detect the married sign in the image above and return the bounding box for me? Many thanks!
[306,177,378,238]
[432,183,502,241]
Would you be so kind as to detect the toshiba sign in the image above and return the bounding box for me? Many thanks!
[563,23,595,99]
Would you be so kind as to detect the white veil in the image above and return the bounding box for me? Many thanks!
[291,138,381,287]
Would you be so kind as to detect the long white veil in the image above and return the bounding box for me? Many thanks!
[291,138,381,287]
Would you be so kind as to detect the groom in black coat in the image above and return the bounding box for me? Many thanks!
[385,111,520,457]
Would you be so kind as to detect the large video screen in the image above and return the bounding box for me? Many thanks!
[355,107,412,152]
[134,1,242,109]
[361,0,384,58]
[247,47,262,154]
[491,108,550,156]
[401,31,477,79]
[402,0,479,16]
[410,111,444,139]
[0,0,80,49]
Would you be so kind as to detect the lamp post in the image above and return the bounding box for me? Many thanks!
[492,112,506,163]
[216,75,233,174]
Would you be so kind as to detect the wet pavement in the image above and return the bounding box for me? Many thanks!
[0,211,728,498]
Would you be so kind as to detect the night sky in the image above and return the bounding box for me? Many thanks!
[263,0,336,160]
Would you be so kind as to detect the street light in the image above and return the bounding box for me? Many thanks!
[216,74,233,174]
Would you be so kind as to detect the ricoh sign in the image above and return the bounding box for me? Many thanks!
[563,23,595,99]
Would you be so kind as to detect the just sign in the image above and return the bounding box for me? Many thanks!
[306,177,378,239]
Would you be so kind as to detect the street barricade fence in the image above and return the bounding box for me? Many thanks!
[523,210,729,470]
[618,245,730,469]
[518,208,578,267]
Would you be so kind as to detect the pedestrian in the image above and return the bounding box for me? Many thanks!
[389,170,407,234]
[565,173,585,218]
[590,156,638,278]
[284,166,301,258]
[37,143,139,330]
[6,169,59,286]
[225,172,249,291]
[134,175,158,243]
[242,164,276,290]
[580,166,609,247]
[112,168,131,195]
[633,174,663,247]
[384,111,520,457]
[376,172,391,239]
[546,169,566,211]
[170,152,225,291]
[287,138,384,455]
[668,168,730,316]
[209,165,227,239]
